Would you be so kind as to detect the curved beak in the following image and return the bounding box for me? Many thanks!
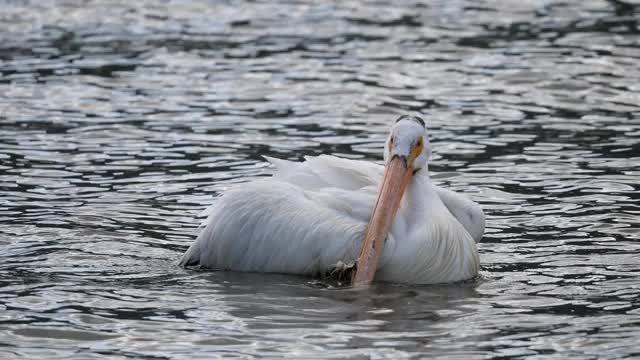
[352,155,413,286]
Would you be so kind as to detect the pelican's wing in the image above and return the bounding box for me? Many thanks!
[434,187,485,243]
[195,155,381,226]
[180,175,380,276]
[265,155,384,191]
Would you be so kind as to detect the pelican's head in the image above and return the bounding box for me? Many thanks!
[352,115,430,286]
[383,115,431,172]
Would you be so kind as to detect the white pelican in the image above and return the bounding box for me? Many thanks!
[180,115,484,285]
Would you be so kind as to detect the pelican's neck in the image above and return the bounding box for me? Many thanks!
[405,167,433,211]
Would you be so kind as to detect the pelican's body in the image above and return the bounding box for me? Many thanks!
[180,116,484,284]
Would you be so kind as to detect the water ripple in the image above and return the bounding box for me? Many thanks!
[1,0,640,358]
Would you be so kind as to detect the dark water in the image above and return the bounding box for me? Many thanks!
[1,0,640,358]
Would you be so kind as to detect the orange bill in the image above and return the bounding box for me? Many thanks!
[351,156,413,287]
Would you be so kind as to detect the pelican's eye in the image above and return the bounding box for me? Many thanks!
[409,137,424,167]
[414,138,424,154]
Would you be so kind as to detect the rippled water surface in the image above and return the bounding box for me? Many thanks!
[2,0,640,358]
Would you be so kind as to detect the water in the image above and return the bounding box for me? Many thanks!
[1,0,639,358]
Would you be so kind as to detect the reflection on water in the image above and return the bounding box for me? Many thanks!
[1,0,639,358]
